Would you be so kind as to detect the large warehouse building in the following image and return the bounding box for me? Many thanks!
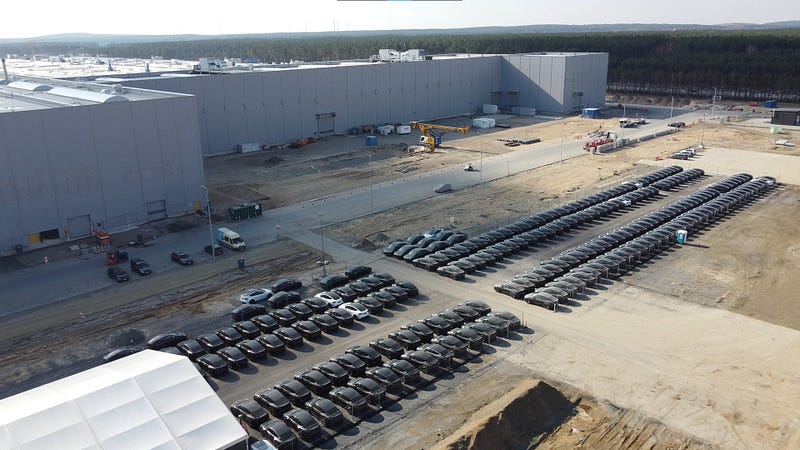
[0,51,607,254]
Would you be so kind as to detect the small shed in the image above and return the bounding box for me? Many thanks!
[581,107,601,119]
[771,109,800,127]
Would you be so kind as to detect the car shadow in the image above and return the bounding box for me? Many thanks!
[389,304,408,312]
[330,328,352,337]
[312,335,334,345]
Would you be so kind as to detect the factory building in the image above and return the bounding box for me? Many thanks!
[0,52,607,253]
[0,77,204,253]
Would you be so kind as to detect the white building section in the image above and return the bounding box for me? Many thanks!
[0,351,247,450]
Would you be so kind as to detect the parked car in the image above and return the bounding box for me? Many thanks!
[286,302,314,320]
[419,343,454,366]
[347,281,373,296]
[256,333,286,354]
[332,285,358,302]
[269,308,298,326]
[401,350,439,373]
[400,322,434,343]
[431,335,469,356]
[366,366,402,392]
[367,291,397,308]
[230,399,269,428]
[301,297,330,314]
[240,288,273,304]
[170,251,194,265]
[197,333,226,353]
[328,386,368,415]
[346,345,383,366]
[216,327,244,346]
[320,273,348,290]
[330,353,367,377]
[369,337,404,359]
[272,278,302,292]
[176,339,206,361]
[314,291,344,307]
[305,397,344,428]
[488,311,521,330]
[312,361,350,386]
[294,369,332,395]
[340,302,370,320]
[251,314,280,333]
[102,347,140,363]
[667,121,686,128]
[107,266,129,282]
[451,304,481,322]
[389,329,422,350]
[381,286,409,303]
[258,419,297,450]
[236,339,269,361]
[232,320,262,339]
[292,320,322,340]
[325,307,354,326]
[466,322,497,342]
[268,291,301,309]
[355,296,383,314]
[147,332,187,350]
[275,379,313,406]
[254,388,292,416]
[217,346,248,369]
[231,303,266,321]
[282,409,322,442]
[437,265,466,280]
[309,313,339,333]
[476,315,512,337]
[347,377,386,405]
[204,244,223,256]
[437,310,466,328]
[383,358,421,384]
[274,327,304,347]
[129,258,152,276]
[344,264,372,280]
[196,354,228,377]
[421,315,453,335]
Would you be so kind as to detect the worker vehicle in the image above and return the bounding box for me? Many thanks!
[105,250,128,266]
[410,121,469,152]
[216,227,246,251]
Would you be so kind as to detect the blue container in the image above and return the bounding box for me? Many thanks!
[366,135,378,146]
[676,230,688,244]
[764,100,778,108]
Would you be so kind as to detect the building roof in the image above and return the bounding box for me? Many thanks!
[0,350,246,450]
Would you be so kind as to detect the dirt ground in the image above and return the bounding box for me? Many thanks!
[3,104,800,448]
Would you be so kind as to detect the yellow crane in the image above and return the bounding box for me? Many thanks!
[410,121,470,152]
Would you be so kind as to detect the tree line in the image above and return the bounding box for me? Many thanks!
[3,30,799,95]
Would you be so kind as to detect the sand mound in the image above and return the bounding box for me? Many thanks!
[438,380,574,450]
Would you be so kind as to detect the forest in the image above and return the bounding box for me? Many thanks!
[3,30,799,96]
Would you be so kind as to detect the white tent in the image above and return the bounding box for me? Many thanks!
[0,350,247,450]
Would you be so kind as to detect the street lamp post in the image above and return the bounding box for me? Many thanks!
[319,214,327,277]
[368,153,373,214]
[201,185,215,261]
[700,112,707,148]
[560,121,565,163]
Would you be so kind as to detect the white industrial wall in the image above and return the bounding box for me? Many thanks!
[0,96,204,252]
[121,57,502,155]
[500,53,608,113]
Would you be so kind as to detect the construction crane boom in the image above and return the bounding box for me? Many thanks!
[410,121,470,152]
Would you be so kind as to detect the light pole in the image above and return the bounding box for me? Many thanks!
[368,153,373,214]
[670,96,674,119]
[560,121,565,163]
[700,112,707,148]
[201,185,215,261]
[319,213,327,277]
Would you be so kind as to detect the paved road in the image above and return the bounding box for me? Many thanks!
[0,109,705,318]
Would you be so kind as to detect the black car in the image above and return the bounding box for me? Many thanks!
[332,285,358,302]
[421,316,452,335]
[300,297,330,314]
[269,291,301,309]
[230,399,269,428]
[347,377,386,405]
[389,329,422,350]
[292,320,322,340]
[344,264,372,280]
[451,305,481,322]
[382,240,407,256]
[329,386,369,414]
[107,266,129,282]
[449,326,485,350]
[254,388,292,416]
[325,308,354,327]
[196,354,228,377]
[216,327,244,346]
[272,278,302,292]
[401,350,439,373]
[259,419,297,450]
[401,322,435,343]
[283,408,322,443]
[236,339,269,360]
[305,398,344,428]
[312,361,350,386]
[372,272,396,286]
[204,244,223,256]
[330,353,367,377]
[251,314,280,333]
[217,346,248,369]
[431,335,469,356]
[275,327,304,347]
[286,302,314,320]
[256,333,286,354]
[269,308,298,326]
[380,285,409,303]
[309,314,339,333]
[147,332,187,350]
[383,359,421,384]
[477,315,512,337]
[197,333,226,353]
[437,265,466,280]
[466,322,497,342]
[488,311,521,330]
[294,369,332,395]
[320,273,348,290]
[347,281,373,297]
[231,303,267,321]
[232,320,262,339]
[159,346,182,356]
[170,251,194,265]
[130,258,152,276]
[367,291,397,308]
[366,366,402,392]
[346,345,383,366]
[419,343,454,366]
[275,379,313,406]
[395,281,419,297]
[355,296,383,314]
[176,339,206,360]
[369,337,404,359]
[102,347,140,363]
[437,310,465,328]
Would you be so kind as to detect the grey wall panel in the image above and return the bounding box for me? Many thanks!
[263,73,286,143]
[401,63,417,121]
[129,101,167,204]
[375,64,391,124]
[296,70,316,137]
[345,67,362,127]
[362,66,378,125]
[331,69,349,133]
[387,64,402,121]
[200,77,229,154]
[315,69,334,114]
[242,73,268,144]
[280,72,302,138]
[223,75,247,148]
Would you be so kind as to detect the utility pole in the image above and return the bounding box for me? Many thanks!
[201,186,215,261]
[319,214,327,277]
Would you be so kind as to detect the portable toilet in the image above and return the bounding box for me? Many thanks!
[764,100,778,108]
[676,230,688,244]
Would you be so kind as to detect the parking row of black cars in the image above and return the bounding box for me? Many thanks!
[500,173,777,309]
[231,300,522,449]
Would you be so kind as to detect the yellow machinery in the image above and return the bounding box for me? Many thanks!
[410,121,469,152]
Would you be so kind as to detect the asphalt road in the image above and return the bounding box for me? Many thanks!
[0,108,705,318]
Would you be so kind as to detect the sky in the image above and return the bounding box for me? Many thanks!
[2,0,798,39]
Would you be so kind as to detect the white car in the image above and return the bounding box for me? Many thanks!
[315,291,344,307]
[239,288,273,304]
[340,302,369,320]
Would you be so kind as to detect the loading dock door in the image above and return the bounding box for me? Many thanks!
[146,200,167,220]
[67,215,92,238]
